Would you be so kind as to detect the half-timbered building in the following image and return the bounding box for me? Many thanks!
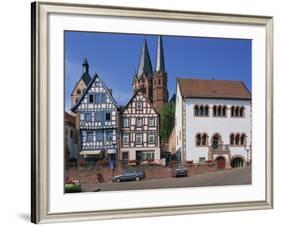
[71,73,119,162]
[120,90,160,162]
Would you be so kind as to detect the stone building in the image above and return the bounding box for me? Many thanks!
[132,36,169,113]
[175,78,252,169]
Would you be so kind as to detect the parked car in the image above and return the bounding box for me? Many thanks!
[172,164,188,177]
[112,168,145,182]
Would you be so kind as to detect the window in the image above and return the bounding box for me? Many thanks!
[122,133,129,144]
[194,105,209,117]
[158,79,161,85]
[105,112,111,121]
[199,157,206,163]
[76,89,81,95]
[136,101,142,110]
[196,134,201,146]
[80,113,85,121]
[95,112,102,122]
[204,106,209,116]
[89,94,94,103]
[95,81,99,87]
[101,94,106,103]
[70,130,73,138]
[213,105,227,117]
[85,113,92,122]
[231,106,235,117]
[136,133,142,144]
[196,133,208,146]
[222,106,227,117]
[199,106,204,116]
[122,117,129,127]
[240,134,246,145]
[240,107,244,117]
[194,105,199,116]
[136,118,142,127]
[96,130,103,142]
[213,106,217,117]
[148,133,155,144]
[231,106,245,117]
[106,130,113,141]
[235,134,240,145]
[86,131,93,142]
[202,134,207,146]
[95,94,101,104]
[230,133,247,146]
[148,117,155,127]
[122,152,129,160]
[142,151,155,161]
[230,134,235,145]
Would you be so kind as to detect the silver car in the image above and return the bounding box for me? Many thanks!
[112,168,145,182]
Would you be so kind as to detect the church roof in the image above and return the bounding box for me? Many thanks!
[136,40,153,79]
[177,78,251,100]
[155,36,166,73]
[71,58,91,95]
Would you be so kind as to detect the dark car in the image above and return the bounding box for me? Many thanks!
[112,168,145,182]
[172,164,188,177]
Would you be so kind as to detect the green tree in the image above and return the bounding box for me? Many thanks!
[159,102,175,143]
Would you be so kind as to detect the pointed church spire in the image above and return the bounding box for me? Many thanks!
[156,36,165,73]
[137,39,153,78]
[82,58,89,74]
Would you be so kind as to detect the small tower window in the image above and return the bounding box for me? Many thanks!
[158,79,161,85]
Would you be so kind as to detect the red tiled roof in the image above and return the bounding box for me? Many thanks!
[177,78,251,100]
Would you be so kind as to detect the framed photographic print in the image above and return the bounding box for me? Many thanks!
[31,1,273,224]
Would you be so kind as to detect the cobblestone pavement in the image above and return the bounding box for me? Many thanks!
[81,166,251,192]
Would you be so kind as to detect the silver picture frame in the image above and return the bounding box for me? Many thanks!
[31,1,273,223]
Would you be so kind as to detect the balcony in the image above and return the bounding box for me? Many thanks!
[208,144,230,154]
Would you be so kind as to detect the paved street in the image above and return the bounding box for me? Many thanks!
[81,166,251,192]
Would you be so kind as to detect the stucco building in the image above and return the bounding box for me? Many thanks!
[175,78,252,169]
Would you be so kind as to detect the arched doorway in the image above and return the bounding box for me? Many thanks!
[211,133,222,149]
[216,156,225,169]
[231,157,244,168]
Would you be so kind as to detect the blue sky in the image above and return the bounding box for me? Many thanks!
[65,31,251,111]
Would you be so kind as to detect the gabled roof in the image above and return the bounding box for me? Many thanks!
[136,40,153,79]
[177,78,251,100]
[155,36,166,73]
[71,73,119,112]
[120,90,159,116]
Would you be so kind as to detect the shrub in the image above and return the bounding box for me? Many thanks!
[64,183,81,193]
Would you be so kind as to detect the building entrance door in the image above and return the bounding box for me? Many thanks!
[216,156,225,169]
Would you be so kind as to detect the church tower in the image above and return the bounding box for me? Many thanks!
[71,58,91,107]
[132,40,153,100]
[152,36,169,112]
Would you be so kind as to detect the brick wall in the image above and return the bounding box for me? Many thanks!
[65,163,218,184]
